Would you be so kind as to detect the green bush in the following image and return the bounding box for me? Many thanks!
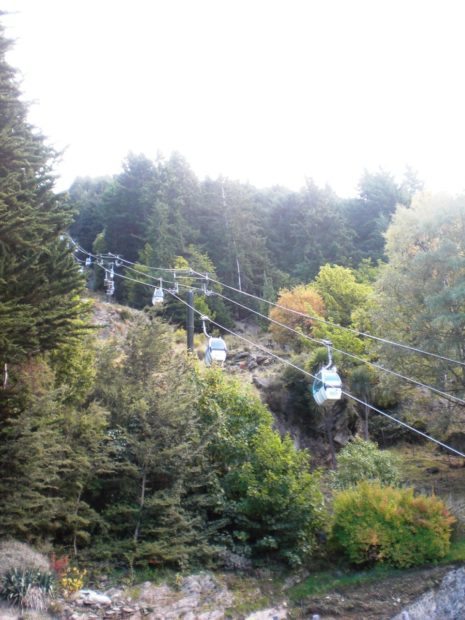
[331,438,401,490]
[331,482,455,567]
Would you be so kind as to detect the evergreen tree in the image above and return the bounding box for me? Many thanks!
[0,361,110,549]
[68,176,112,251]
[150,152,200,261]
[103,153,157,263]
[92,317,218,567]
[198,178,272,314]
[342,169,407,264]
[0,24,87,367]
[265,182,354,282]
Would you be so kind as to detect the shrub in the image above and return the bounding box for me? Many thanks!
[60,566,87,597]
[331,482,455,567]
[331,438,401,490]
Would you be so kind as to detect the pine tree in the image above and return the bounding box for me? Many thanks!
[0,23,86,368]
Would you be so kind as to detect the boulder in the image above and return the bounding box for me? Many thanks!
[78,589,112,606]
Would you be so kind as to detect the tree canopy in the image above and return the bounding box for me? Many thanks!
[372,192,465,396]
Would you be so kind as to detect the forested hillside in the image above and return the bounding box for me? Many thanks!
[69,154,420,303]
[2,15,465,618]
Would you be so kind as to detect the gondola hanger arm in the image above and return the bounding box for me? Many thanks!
[200,315,211,338]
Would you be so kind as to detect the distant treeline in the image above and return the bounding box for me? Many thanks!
[68,152,422,306]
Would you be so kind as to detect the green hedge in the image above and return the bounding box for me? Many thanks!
[331,481,455,567]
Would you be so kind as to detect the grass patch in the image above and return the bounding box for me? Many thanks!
[225,596,270,618]
[288,564,399,602]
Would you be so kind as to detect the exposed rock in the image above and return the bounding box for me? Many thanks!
[131,573,234,619]
[217,549,253,571]
[245,606,287,619]
[391,568,465,620]
[78,589,112,606]
[253,375,274,390]
[137,582,173,605]
[333,428,351,447]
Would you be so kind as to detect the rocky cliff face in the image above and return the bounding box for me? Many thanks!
[391,567,465,620]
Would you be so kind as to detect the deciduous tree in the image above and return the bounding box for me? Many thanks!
[269,285,325,347]
[372,192,465,397]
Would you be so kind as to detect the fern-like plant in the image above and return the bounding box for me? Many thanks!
[0,567,55,609]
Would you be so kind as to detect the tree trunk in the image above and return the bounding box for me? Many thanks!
[364,402,369,441]
[134,468,147,543]
[73,488,83,557]
[325,409,337,469]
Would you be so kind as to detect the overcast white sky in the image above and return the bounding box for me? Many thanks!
[2,0,465,195]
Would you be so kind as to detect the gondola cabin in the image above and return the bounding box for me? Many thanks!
[152,287,164,305]
[312,367,342,405]
[204,337,227,367]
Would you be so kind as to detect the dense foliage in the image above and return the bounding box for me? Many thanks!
[87,326,326,568]
[196,370,326,566]
[268,285,325,346]
[90,317,218,568]
[332,482,455,567]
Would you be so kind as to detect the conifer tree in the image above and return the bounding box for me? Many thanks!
[92,317,218,567]
[0,22,86,368]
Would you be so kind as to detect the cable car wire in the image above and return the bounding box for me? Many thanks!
[212,290,465,406]
[92,260,207,297]
[168,289,465,459]
[188,268,465,369]
[85,242,465,404]
[69,235,465,368]
[69,234,465,369]
[68,238,191,275]
[85,260,465,458]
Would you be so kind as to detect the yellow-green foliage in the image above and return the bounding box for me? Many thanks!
[331,482,455,567]
[60,566,87,597]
